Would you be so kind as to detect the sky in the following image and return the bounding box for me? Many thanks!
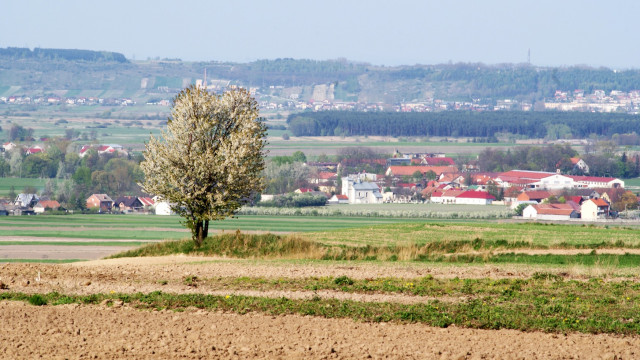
[2,0,639,69]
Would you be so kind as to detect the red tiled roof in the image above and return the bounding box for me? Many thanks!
[518,190,552,201]
[387,166,458,177]
[457,190,495,200]
[38,200,60,209]
[336,195,348,200]
[532,204,575,216]
[423,157,455,166]
[317,172,337,180]
[568,196,583,204]
[138,197,155,206]
[591,198,610,207]
[498,170,553,180]
[442,189,465,197]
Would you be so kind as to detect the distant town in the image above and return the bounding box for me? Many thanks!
[3,87,640,115]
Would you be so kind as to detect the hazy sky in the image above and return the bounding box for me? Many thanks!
[2,0,639,68]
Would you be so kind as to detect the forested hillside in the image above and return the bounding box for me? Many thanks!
[2,48,640,104]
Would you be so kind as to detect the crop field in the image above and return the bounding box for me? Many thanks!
[0,177,50,196]
[3,214,640,357]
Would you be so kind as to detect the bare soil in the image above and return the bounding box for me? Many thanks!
[1,256,640,359]
[2,301,639,360]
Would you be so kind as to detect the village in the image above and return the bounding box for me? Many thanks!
[4,88,640,115]
[302,151,630,222]
[0,138,635,222]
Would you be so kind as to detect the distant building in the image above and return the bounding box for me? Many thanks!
[86,194,114,211]
[341,177,383,204]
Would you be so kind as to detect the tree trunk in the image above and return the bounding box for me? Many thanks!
[193,219,210,248]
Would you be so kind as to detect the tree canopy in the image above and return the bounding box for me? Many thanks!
[140,86,267,246]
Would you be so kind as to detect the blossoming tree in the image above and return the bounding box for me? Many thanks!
[141,85,267,246]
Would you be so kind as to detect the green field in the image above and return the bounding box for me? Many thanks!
[5,214,640,264]
[0,177,50,197]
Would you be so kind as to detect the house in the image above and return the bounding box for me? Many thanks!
[522,203,579,221]
[581,198,610,221]
[327,194,349,204]
[33,200,61,214]
[570,158,589,174]
[79,144,127,158]
[430,191,444,203]
[154,201,175,216]
[422,157,456,166]
[516,190,552,204]
[455,190,495,205]
[14,193,39,208]
[25,146,44,155]
[86,194,114,211]
[2,142,16,152]
[113,196,144,212]
[341,177,383,204]
[496,170,624,190]
[385,165,458,178]
[441,189,465,204]
[569,175,624,189]
[138,197,155,211]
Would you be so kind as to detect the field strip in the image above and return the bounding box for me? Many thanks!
[0,236,163,243]
[2,302,638,359]
[0,245,134,260]
[0,226,188,232]
[496,248,640,255]
[7,255,635,280]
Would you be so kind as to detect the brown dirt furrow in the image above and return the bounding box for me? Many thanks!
[1,300,638,360]
[496,248,640,255]
[2,256,638,291]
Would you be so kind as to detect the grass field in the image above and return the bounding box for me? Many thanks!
[0,178,50,197]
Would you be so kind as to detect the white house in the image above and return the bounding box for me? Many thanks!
[327,194,349,204]
[522,203,579,221]
[2,142,16,152]
[341,177,383,204]
[454,190,495,205]
[154,201,174,216]
[580,198,610,221]
[152,196,175,216]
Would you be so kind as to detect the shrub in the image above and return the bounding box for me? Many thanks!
[28,294,47,306]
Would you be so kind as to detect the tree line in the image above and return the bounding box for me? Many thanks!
[477,144,640,179]
[287,111,640,138]
[0,47,128,63]
[0,140,143,210]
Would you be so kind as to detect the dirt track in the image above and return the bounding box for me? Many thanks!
[1,256,640,359]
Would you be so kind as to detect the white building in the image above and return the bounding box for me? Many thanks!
[341,177,383,204]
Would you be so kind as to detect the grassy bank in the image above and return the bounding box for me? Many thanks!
[108,231,640,268]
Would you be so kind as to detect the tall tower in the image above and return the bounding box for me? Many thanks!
[203,68,207,90]
[528,49,531,65]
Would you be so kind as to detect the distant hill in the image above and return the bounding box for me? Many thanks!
[0,47,128,63]
[1,47,640,105]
